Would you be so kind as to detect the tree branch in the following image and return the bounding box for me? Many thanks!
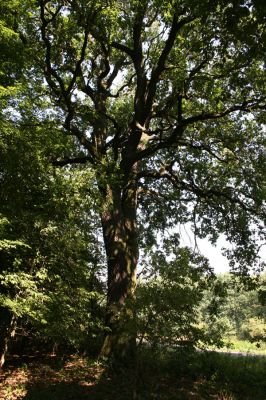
[134,97,265,162]
[40,1,65,98]
[138,167,257,214]
[131,2,148,122]
[106,59,129,88]
[145,14,195,116]
[183,99,266,126]
[111,42,134,58]
[66,20,91,95]
[63,119,95,159]
[52,156,93,167]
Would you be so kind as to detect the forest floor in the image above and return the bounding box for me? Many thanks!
[0,350,265,400]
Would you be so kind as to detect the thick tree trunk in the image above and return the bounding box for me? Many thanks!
[100,178,138,363]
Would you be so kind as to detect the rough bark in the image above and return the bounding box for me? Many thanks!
[100,175,138,363]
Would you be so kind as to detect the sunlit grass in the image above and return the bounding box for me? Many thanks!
[216,337,266,355]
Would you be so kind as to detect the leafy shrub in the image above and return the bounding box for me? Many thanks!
[136,243,223,349]
[240,317,266,343]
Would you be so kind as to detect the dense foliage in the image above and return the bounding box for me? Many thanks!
[201,273,266,345]
[0,0,265,363]
[0,113,106,358]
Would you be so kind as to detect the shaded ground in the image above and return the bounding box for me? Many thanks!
[0,351,265,400]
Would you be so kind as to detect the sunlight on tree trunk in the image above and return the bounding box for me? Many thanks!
[100,180,138,361]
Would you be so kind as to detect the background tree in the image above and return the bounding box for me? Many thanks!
[0,100,105,366]
[2,0,266,361]
[200,273,266,345]
[136,237,221,350]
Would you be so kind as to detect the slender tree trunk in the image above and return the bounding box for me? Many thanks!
[100,176,138,363]
[0,311,17,368]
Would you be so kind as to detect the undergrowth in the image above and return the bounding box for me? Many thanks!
[0,348,265,400]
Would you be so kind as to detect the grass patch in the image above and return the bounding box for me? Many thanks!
[187,350,266,399]
[217,337,266,355]
[136,347,266,399]
[0,349,265,400]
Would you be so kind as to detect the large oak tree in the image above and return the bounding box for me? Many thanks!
[2,0,266,360]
